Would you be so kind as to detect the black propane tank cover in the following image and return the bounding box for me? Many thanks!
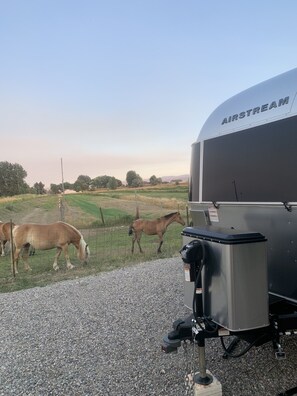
[180,239,203,264]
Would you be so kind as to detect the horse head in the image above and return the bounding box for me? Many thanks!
[174,212,186,226]
[78,238,90,263]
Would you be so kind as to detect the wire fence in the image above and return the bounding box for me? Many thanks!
[0,222,185,292]
[0,191,189,292]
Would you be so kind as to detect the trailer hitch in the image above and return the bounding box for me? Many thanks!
[161,317,193,353]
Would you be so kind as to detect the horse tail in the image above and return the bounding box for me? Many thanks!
[128,224,134,236]
[135,205,139,219]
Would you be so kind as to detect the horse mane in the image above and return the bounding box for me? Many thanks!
[163,212,178,219]
[155,212,178,221]
[58,221,83,237]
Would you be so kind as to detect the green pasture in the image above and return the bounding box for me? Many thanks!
[0,223,184,293]
[64,193,134,227]
[0,185,189,293]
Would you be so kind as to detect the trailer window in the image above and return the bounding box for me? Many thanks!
[201,115,297,202]
[189,142,200,201]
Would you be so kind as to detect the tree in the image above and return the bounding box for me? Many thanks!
[126,170,137,186]
[149,175,162,186]
[92,175,122,190]
[49,183,61,194]
[131,176,143,187]
[73,175,91,192]
[63,182,74,190]
[0,161,29,197]
[33,182,46,195]
[126,170,143,187]
[107,177,118,190]
[116,179,123,188]
[92,175,111,189]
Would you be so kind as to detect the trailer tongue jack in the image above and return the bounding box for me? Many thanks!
[162,227,297,395]
[162,301,297,395]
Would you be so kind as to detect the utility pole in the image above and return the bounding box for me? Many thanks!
[60,158,65,221]
[61,158,65,194]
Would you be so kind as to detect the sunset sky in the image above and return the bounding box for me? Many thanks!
[1,1,297,187]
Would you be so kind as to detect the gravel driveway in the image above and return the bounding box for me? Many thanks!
[1,258,297,396]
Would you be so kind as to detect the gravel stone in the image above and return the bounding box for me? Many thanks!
[0,258,297,395]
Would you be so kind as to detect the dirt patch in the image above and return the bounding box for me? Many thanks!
[20,207,60,224]
[2,207,62,225]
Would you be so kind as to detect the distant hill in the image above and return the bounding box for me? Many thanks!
[161,174,189,183]
[137,174,189,184]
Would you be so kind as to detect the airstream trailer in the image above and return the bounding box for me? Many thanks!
[162,68,297,394]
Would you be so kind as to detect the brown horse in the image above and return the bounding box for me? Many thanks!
[0,221,4,256]
[12,221,90,273]
[0,221,15,256]
[128,211,185,253]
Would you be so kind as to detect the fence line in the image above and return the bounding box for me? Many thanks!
[0,223,184,289]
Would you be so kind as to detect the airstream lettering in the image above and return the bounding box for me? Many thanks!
[221,95,290,125]
[162,68,297,394]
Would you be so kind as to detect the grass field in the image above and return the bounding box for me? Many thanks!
[0,184,189,293]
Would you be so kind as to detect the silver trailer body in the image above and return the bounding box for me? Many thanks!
[162,70,297,393]
[188,68,297,306]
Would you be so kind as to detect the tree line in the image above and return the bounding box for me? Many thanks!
[0,162,164,197]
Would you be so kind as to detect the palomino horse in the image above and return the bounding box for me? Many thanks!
[0,221,4,256]
[12,221,90,273]
[0,221,15,256]
[128,211,185,253]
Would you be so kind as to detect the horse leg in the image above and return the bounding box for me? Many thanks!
[22,245,31,271]
[136,232,144,253]
[13,247,22,274]
[62,245,74,269]
[131,231,144,253]
[131,235,135,254]
[157,234,164,253]
[53,247,62,270]
[0,241,3,256]
[3,241,10,256]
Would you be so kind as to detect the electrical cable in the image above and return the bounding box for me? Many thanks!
[192,241,218,334]
[220,333,267,358]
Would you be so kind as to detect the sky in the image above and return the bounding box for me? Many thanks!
[1,1,297,187]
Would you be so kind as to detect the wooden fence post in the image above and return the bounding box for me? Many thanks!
[59,194,65,221]
[10,219,15,278]
[99,207,105,226]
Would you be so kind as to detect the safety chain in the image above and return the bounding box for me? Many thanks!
[183,340,195,395]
